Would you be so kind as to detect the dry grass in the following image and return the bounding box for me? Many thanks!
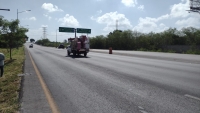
[0,47,25,113]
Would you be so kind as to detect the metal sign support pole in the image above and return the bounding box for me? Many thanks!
[75,29,77,38]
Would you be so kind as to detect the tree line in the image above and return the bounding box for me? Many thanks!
[35,38,68,48]
[0,16,28,59]
[89,27,200,54]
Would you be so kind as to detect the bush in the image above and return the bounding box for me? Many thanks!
[157,49,162,52]
[185,49,200,55]
[138,48,147,51]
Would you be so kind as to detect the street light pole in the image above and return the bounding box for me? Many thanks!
[56,29,57,48]
[17,9,18,20]
[17,9,31,20]
[0,9,10,11]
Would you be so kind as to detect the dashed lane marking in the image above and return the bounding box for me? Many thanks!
[184,94,200,101]
[138,106,148,113]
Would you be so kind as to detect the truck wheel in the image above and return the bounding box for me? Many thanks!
[73,51,76,56]
[68,51,70,56]
[84,52,87,57]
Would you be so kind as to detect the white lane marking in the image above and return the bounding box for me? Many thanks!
[184,94,200,101]
[138,106,148,113]
[138,106,144,110]
[139,110,148,113]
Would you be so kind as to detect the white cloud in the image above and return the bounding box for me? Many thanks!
[26,28,43,40]
[175,17,200,28]
[22,17,37,21]
[41,25,48,27]
[168,0,198,28]
[92,11,132,32]
[58,14,79,27]
[43,14,52,20]
[132,14,170,33]
[157,14,170,21]
[138,14,169,23]
[48,17,52,20]
[97,10,102,14]
[29,17,36,21]
[170,0,190,18]
[138,5,144,10]
[133,20,169,33]
[159,23,165,27]
[43,14,48,17]
[121,0,137,7]
[41,3,63,12]
[90,10,103,20]
[132,0,199,33]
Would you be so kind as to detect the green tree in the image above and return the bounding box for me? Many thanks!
[194,30,200,45]
[182,27,199,45]
[0,16,28,59]
[63,39,67,44]
[35,38,50,46]
[30,38,35,43]
[89,27,200,53]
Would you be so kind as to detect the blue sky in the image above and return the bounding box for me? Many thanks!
[0,0,199,42]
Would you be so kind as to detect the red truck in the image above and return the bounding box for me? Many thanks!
[67,35,90,57]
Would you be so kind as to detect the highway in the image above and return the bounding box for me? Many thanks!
[25,43,200,113]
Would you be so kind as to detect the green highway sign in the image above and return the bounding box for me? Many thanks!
[59,27,74,33]
[77,28,91,34]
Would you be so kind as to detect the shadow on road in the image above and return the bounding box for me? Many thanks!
[65,55,90,59]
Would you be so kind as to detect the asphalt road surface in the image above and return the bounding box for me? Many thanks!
[26,43,200,113]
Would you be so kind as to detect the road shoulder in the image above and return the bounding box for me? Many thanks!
[19,47,51,113]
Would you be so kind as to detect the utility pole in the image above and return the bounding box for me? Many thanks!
[17,9,18,20]
[116,20,118,30]
[17,9,31,20]
[56,29,57,47]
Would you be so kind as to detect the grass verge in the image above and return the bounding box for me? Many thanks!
[0,47,25,113]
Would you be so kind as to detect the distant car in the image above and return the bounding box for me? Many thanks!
[29,44,33,48]
[58,44,65,49]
